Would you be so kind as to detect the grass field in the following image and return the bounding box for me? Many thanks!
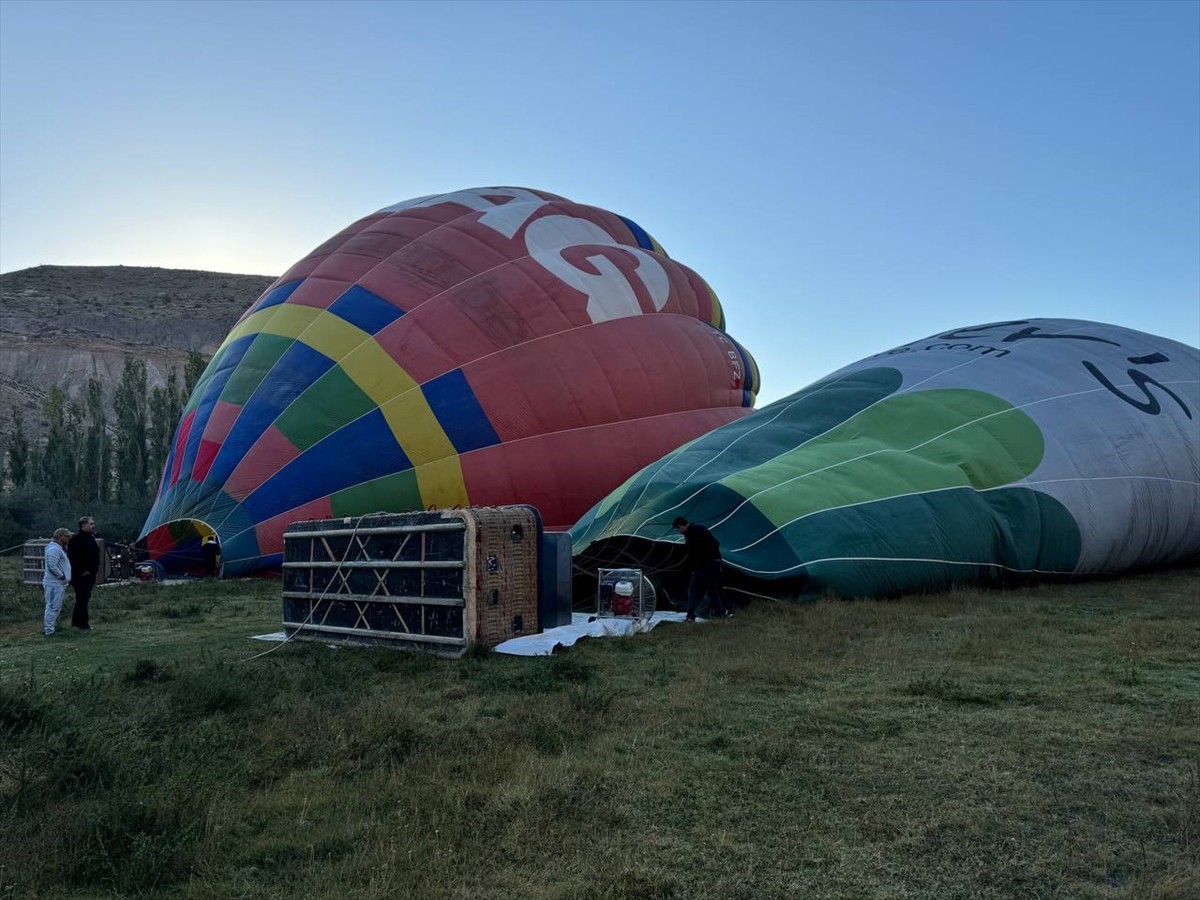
[1,557,1197,899]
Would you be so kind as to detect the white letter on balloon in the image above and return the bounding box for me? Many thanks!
[524,215,670,323]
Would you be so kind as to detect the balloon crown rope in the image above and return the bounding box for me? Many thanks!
[240,513,373,663]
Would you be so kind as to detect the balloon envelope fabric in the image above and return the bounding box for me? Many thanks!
[140,187,759,576]
[571,319,1199,598]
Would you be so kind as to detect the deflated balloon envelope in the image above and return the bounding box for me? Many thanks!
[571,319,1199,598]
[140,187,759,576]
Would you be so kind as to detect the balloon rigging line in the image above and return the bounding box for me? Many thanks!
[725,554,1077,580]
[725,471,1200,556]
[1018,474,1200,489]
[237,514,370,663]
[725,583,787,603]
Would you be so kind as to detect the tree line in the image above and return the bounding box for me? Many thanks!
[0,352,207,548]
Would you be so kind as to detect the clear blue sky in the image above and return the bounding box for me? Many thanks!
[2,0,1197,404]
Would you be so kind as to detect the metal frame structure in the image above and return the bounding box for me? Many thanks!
[282,508,541,656]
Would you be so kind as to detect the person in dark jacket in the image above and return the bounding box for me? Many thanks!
[672,516,729,621]
[67,515,101,630]
[201,535,221,578]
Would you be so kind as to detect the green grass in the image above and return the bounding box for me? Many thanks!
[1,557,1198,899]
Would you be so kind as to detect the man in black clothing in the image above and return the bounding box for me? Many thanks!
[67,515,101,630]
[201,536,221,578]
[672,516,729,621]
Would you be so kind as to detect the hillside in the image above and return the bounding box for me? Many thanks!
[0,265,276,440]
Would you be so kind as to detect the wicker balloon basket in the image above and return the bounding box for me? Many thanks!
[282,506,543,656]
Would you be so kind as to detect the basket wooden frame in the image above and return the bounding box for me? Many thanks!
[281,507,540,656]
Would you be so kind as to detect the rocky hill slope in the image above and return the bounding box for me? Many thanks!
[0,265,276,441]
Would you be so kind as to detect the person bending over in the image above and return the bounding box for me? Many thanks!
[672,516,730,621]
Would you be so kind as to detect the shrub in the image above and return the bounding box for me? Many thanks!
[126,659,171,684]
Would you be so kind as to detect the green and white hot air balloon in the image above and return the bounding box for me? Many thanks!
[571,319,1199,598]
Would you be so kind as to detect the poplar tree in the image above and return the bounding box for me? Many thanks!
[80,378,111,503]
[113,358,149,502]
[39,386,77,496]
[148,367,181,487]
[66,398,86,500]
[7,408,30,488]
[183,350,207,398]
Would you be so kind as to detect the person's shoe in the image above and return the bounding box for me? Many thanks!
[685,614,696,622]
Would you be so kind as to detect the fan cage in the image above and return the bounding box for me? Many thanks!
[596,568,657,620]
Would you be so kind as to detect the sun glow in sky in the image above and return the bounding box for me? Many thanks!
[1,0,1197,403]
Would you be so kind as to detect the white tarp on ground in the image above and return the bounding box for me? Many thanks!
[493,611,693,656]
[249,613,696,654]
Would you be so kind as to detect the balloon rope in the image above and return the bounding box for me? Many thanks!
[238,516,370,663]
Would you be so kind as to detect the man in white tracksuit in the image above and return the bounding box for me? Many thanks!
[43,528,72,636]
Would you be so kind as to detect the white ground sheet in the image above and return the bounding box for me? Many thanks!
[493,611,693,656]
[249,613,697,652]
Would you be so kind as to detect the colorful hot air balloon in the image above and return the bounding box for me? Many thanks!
[140,187,759,576]
[571,319,1199,599]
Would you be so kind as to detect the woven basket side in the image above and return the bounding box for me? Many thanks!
[470,507,540,647]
